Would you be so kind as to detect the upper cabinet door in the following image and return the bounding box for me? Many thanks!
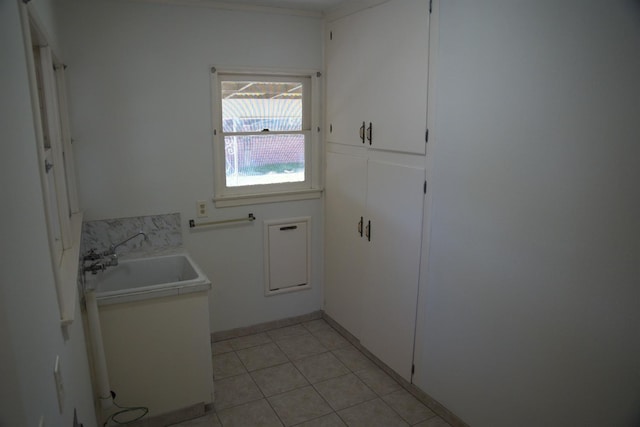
[326,13,368,146]
[359,0,429,155]
[325,0,430,154]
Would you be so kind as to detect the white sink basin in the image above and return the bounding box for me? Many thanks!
[85,253,211,305]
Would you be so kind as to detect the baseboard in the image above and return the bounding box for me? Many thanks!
[123,401,207,427]
[322,312,470,427]
[211,310,323,342]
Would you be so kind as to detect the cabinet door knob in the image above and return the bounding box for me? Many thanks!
[365,220,371,241]
[360,121,366,143]
[357,216,363,237]
[367,122,372,145]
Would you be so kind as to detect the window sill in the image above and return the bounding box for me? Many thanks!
[58,211,83,326]
[214,188,323,208]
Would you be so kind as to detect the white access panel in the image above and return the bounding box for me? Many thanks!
[264,217,311,295]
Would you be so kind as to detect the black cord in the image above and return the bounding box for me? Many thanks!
[102,394,149,426]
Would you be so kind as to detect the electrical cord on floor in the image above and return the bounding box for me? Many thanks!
[102,391,149,426]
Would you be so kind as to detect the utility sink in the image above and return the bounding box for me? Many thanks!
[84,253,211,306]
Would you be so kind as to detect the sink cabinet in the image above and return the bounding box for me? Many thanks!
[98,290,214,418]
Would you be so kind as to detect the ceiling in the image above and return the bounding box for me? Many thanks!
[225,0,345,12]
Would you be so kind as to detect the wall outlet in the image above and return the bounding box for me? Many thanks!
[54,355,64,414]
[196,200,207,218]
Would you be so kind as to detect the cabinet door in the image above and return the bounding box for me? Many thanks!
[359,0,430,155]
[360,159,425,381]
[324,151,367,337]
[326,12,368,146]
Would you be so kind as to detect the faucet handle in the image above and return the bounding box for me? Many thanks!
[105,253,119,267]
[83,248,101,261]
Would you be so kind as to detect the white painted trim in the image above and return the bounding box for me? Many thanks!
[211,66,322,205]
[39,45,72,251]
[412,0,439,387]
[59,212,84,326]
[55,65,80,214]
[213,188,322,207]
[116,0,324,18]
[19,2,82,326]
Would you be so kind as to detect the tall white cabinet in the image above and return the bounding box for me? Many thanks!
[324,0,430,381]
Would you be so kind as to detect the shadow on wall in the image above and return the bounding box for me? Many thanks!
[632,0,640,19]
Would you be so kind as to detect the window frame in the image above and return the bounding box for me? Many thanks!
[20,2,83,326]
[211,67,322,207]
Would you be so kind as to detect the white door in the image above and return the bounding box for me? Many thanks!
[324,151,368,337]
[357,0,430,155]
[326,11,369,146]
[360,159,425,381]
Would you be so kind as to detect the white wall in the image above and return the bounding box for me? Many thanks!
[415,0,640,426]
[59,0,324,332]
[0,1,97,426]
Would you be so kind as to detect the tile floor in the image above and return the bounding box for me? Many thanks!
[169,319,452,427]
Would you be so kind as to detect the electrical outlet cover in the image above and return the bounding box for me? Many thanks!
[197,200,207,218]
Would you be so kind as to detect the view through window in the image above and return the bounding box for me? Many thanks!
[219,77,310,188]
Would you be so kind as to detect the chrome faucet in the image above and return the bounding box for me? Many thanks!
[105,231,148,256]
[82,231,147,274]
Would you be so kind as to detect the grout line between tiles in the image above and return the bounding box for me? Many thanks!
[212,317,450,427]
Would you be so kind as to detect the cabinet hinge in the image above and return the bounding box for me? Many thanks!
[429,0,432,13]
[425,128,429,143]
[424,180,427,194]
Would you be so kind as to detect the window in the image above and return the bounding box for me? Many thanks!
[21,3,82,324]
[211,69,322,206]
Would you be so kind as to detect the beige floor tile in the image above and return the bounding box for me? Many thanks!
[302,319,332,333]
[250,362,309,397]
[212,340,234,355]
[237,342,289,371]
[294,352,350,384]
[311,328,351,350]
[276,334,328,360]
[381,389,437,424]
[337,398,409,427]
[292,412,346,427]
[228,332,273,350]
[267,324,310,340]
[268,385,333,426]
[314,373,377,411]
[212,351,246,379]
[217,399,283,427]
[331,347,375,372]
[213,373,263,411]
[354,366,402,396]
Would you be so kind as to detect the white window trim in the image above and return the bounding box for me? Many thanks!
[210,66,323,207]
[20,2,82,326]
